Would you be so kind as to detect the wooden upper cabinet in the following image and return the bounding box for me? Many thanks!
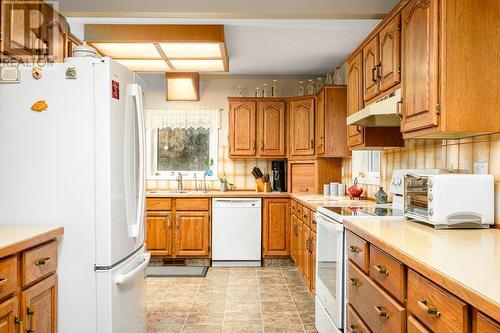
[289,97,315,158]
[22,274,57,333]
[315,90,325,155]
[362,36,380,102]
[347,53,365,147]
[263,199,290,257]
[379,14,401,92]
[401,0,439,133]
[174,212,210,257]
[145,211,173,256]
[258,100,286,157]
[229,100,257,157]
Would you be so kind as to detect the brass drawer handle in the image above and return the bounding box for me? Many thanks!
[349,245,361,253]
[311,219,317,225]
[349,278,359,287]
[166,215,171,228]
[349,325,359,333]
[0,278,8,287]
[374,305,390,318]
[35,257,51,266]
[374,264,389,276]
[418,299,441,317]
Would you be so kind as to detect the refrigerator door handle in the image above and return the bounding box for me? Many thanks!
[113,252,151,285]
[126,83,146,238]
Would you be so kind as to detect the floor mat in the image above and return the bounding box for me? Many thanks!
[146,266,208,278]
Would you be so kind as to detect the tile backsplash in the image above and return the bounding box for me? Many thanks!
[341,133,500,226]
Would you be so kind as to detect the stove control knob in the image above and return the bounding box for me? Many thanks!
[428,208,434,216]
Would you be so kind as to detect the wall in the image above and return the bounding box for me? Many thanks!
[341,134,500,226]
[142,73,315,191]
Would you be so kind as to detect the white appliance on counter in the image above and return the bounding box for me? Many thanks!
[0,58,149,333]
[212,198,262,266]
[346,88,402,127]
[404,173,494,228]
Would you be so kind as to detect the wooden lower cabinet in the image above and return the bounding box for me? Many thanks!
[262,199,290,257]
[0,296,20,333]
[145,198,211,258]
[300,224,312,287]
[408,315,431,333]
[347,304,371,333]
[145,211,173,256]
[174,212,210,257]
[291,214,300,264]
[22,274,57,333]
[473,311,500,333]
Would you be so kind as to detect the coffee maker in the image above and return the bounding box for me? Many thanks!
[271,161,286,192]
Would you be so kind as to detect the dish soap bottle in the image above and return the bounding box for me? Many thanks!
[374,187,388,204]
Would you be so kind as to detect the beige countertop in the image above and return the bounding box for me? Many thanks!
[0,226,64,258]
[147,190,375,211]
[344,219,500,322]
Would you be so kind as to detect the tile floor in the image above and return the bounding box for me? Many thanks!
[147,266,317,333]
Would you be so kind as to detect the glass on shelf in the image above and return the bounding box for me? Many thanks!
[306,79,315,95]
[316,77,324,92]
[236,86,245,97]
[297,81,305,96]
[271,80,279,97]
[262,83,269,98]
[254,87,260,98]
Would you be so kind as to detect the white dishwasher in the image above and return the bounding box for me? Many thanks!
[212,198,262,266]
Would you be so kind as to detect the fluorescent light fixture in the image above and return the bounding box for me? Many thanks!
[170,59,225,72]
[166,73,200,101]
[116,59,170,72]
[159,43,221,58]
[92,43,161,58]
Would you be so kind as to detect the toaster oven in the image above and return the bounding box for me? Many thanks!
[404,173,494,229]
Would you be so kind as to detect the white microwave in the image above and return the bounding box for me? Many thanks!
[404,173,494,229]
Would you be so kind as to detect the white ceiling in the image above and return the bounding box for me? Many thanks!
[68,18,379,75]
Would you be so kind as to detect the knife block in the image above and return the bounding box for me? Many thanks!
[255,177,272,192]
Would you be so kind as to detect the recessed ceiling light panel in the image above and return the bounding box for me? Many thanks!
[170,59,225,72]
[160,43,222,59]
[116,59,170,72]
[92,43,161,59]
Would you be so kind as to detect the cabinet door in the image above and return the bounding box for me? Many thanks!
[22,274,57,333]
[315,90,325,155]
[258,100,286,157]
[401,0,439,133]
[289,161,316,194]
[145,211,173,256]
[0,296,20,333]
[263,199,290,257]
[289,98,315,157]
[291,215,299,264]
[347,53,365,147]
[362,36,380,101]
[310,232,316,293]
[296,221,304,274]
[301,225,312,288]
[0,0,33,57]
[229,100,257,157]
[174,212,210,257]
[379,14,401,92]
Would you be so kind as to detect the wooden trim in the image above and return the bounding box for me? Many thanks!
[344,222,500,323]
[165,72,200,101]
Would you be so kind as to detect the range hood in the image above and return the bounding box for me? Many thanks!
[347,88,402,127]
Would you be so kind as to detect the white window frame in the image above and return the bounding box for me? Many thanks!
[352,150,381,185]
[146,109,220,181]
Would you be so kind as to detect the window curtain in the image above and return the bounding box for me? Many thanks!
[145,108,220,129]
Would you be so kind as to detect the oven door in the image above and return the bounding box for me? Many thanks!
[316,213,344,330]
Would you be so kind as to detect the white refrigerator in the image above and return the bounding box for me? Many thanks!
[0,57,149,333]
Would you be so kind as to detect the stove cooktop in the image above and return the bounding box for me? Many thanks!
[318,204,404,221]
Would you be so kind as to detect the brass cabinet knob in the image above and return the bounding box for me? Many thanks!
[349,245,361,253]
[418,299,441,317]
[374,264,389,276]
[374,305,389,318]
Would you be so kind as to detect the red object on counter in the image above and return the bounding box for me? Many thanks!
[348,177,364,198]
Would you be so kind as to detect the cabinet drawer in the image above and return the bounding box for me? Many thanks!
[146,198,172,211]
[347,304,371,333]
[347,261,406,332]
[302,207,311,227]
[474,311,500,333]
[0,256,18,300]
[22,241,58,286]
[346,230,369,273]
[291,200,297,215]
[297,204,303,221]
[311,212,317,232]
[407,270,468,333]
[369,245,405,303]
[408,315,431,333]
[175,198,210,211]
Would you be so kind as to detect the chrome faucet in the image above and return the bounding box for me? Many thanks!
[176,172,183,192]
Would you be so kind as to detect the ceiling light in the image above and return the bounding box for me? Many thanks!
[91,43,161,58]
[160,43,221,58]
[166,73,200,101]
[170,59,225,72]
[116,59,170,72]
